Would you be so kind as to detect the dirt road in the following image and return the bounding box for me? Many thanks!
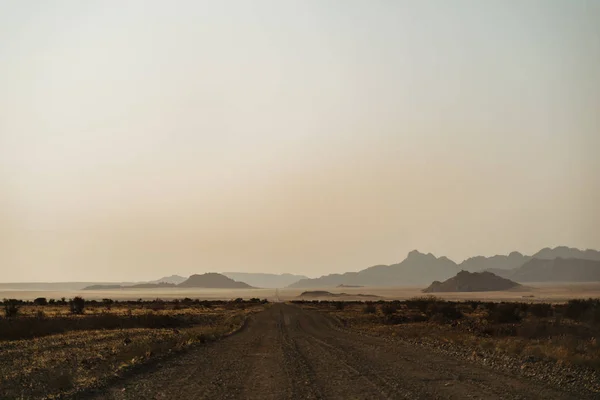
[96,304,588,399]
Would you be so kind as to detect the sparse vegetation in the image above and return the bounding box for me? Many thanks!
[3,298,20,318]
[363,302,377,314]
[33,297,48,306]
[69,296,86,314]
[380,302,398,316]
[0,298,267,399]
[293,297,600,373]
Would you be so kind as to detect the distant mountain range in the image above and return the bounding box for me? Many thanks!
[3,246,599,291]
[489,258,600,283]
[459,252,530,272]
[460,247,600,272]
[532,247,600,261]
[288,250,459,288]
[287,247,600,288]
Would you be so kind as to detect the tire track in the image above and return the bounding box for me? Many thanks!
[278,308,324,399]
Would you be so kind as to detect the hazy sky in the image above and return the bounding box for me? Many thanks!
[1,1,599,282]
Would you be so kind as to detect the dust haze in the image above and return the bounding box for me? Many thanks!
[1,1,599,282]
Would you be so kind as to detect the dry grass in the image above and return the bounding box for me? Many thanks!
[294,298,600,370]
[0,300,266,399]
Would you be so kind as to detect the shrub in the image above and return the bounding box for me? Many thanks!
[381,302,399,316]
[3,299,20,318]
[102,298,114,310]
[517,320,552,339]
[564,299,600,321]
[363,302,377,314]
[406,296,440,313]
[334,301,345,310]
[528,303,553,318]
[487,303,522,324]
[33,297,48,306]
[428,303,463,322]
[69,297,85,315]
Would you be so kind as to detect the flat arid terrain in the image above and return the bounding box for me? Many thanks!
[3,281,600,302]
[3,297,600,399]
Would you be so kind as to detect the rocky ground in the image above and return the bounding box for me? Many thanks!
[87,303,595,399]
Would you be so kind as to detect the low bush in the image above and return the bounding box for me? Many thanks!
[363,303,377,314]
[486,303,522,324]
[564,299,600,322]
[427,303,463,323]
[528,303,553,318]
[69,297,85,315]
[381,302,399,316]
[3,299,20,318]
[406,296,440,313]
[33,297,48,306]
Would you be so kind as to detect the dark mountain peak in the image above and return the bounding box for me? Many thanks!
[508,251,523,258]
[423,270,520,293]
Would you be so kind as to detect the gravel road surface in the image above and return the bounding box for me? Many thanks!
[95,303,591,399]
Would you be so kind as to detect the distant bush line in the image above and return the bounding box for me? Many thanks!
[0,298,268,341]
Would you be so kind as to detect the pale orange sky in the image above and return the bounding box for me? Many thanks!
[1,1,599,282]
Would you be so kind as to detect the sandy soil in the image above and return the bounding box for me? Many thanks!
[85,303,590,400]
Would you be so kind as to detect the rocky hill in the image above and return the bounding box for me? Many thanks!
[423,271,520,293]
[288,250,459,288]
[222,272,308,288]
[177,273,254,288]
